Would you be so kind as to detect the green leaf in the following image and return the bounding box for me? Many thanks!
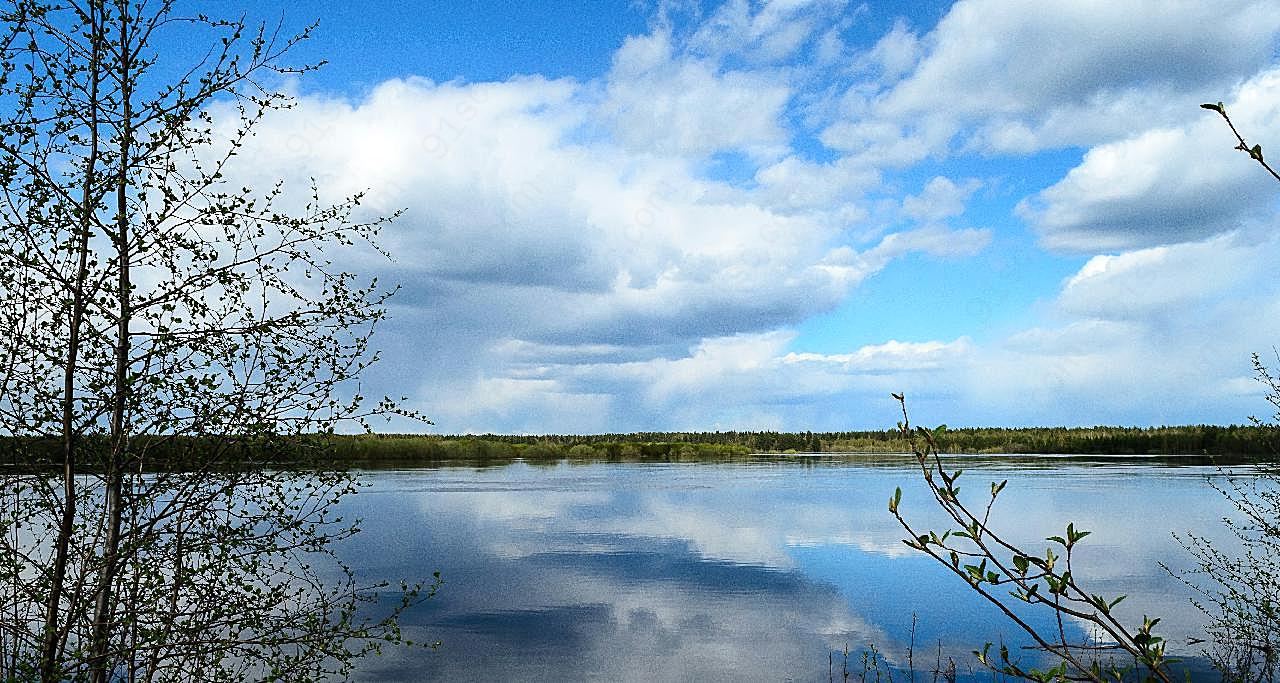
[1067,522,1091,544]
[1091,594,1109,612]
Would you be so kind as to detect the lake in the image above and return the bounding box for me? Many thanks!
[339,455,1255,681]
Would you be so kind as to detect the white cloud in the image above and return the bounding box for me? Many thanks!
[228,75,844,321]
[603,30,792,159]
[457,332,977,431]
[861,224,992,262]
[212,57,993,431]
[833,0,1280,159]
[686,0,851,64]
[1019,67,1280,251]
[752,155,880,212]
[425,377,615,435]
[860,18,920,82]
[958,230,1280,425]
[202,0,1280,432]
[1056,234,1263,319]
[900,176,981,222]
[783,338,973,372]
[470,226,1280,430]
[819,117,951,167]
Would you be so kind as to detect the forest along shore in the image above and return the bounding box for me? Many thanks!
[2,425,1270,471]
[323,423,1275,466]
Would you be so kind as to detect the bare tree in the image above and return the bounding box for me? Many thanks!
[0,1,432,680]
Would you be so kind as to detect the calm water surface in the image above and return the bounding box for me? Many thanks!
[339,455,1253,681]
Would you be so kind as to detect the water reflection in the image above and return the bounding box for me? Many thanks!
[340,457,1247,681]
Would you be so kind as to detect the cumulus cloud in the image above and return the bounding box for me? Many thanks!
[900,176,981,222]
[214,60,985,430]
[1019,67,1280,251]
[782,338,973,373]
[205,0,1280,432]
[229,76,843,328]
[752,155,880,212]
[819,117,950,167]
[1056,234,1264,319]
[960,229,1280,425]
[603,30,792,159]
[837,0,1280,157]
[457,331,977,431]
[860,18,921,82]
[685,0,852,64]
[467,222,1280,430]
[860,224,992,262]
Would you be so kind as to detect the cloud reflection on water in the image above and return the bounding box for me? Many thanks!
[343,459,1242,681]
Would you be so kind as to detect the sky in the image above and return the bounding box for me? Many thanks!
[213,0,1280,433]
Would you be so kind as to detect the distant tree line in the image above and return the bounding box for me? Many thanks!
[322,435,753,467]
[4,425,1267,472]
[312,423,1276,465]
[871,423,1275,456]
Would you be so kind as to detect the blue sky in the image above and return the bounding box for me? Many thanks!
[217,0,1280,432]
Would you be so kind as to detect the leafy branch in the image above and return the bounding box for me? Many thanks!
[889,394,1175,683]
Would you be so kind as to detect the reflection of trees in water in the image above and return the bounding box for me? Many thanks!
[0,465,427,679]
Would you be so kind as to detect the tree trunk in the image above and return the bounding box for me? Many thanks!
[89,3,132,677]
[39,3,103,680]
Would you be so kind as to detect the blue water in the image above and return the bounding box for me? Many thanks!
[339,455,1251,681]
